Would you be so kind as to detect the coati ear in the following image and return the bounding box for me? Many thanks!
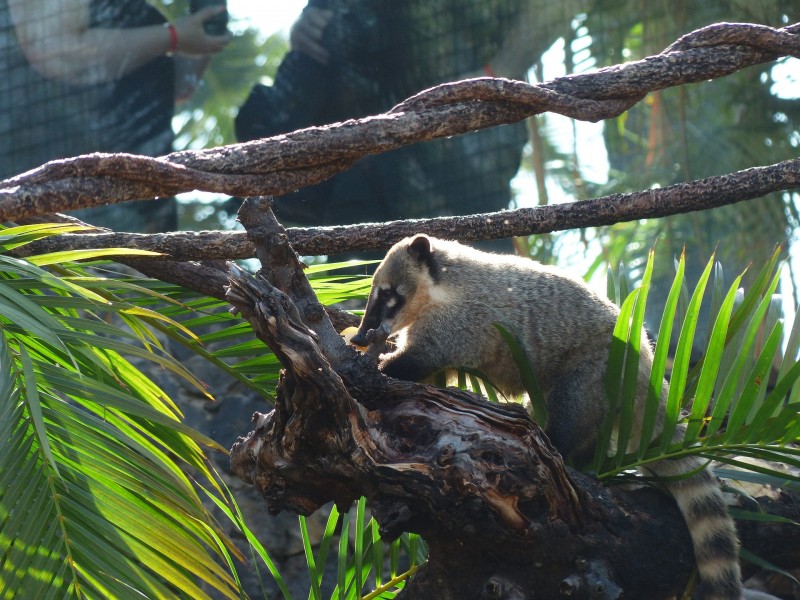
[407,235,432,263]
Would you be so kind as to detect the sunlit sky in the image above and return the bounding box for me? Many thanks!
[227,1,305,36]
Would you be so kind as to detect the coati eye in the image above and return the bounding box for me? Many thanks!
[378,287,398,307]
[376,286,404,314]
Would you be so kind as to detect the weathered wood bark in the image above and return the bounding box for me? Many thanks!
[1,22,798,228]
[226,200,799,599]
[14,157,800,263]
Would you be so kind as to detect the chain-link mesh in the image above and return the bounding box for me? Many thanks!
[236,0,531,231]
[0,0,176,232]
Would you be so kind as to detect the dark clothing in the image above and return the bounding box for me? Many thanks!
[236,0,527,232]
[0,0,176,231]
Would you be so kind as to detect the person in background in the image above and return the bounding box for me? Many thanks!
[236,0,538,254]
[0,0,230,232]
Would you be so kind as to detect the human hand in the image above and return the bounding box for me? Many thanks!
[174,6,231,55]
[290,6,333,64]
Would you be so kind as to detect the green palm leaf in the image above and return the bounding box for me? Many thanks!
[639,250,684,458]
[1,223,382,599]
[660,253,715,451]
[595,286,639,471]
[705,268,782,439]
[598,247,800,495]
[0,228,246,599]
[684,270,744,443]
[613,249,653,468]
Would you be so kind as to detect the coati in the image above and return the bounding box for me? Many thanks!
[351,234,742,600]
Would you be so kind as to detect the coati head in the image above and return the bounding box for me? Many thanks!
[350,234,439,347]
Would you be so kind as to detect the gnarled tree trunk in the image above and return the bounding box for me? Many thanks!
[226,199,798,600]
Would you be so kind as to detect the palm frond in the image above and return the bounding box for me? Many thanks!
[614,249,653,468]
[661,252,716,451]
[89,260,375,399]
[296,498,427,600]
[598,246,800,495]
[2,224,385,598]
[0,228,245,599]
[639,250,685,458]
[595,284,639,470]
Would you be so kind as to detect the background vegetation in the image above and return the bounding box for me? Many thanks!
[2,2,800,599]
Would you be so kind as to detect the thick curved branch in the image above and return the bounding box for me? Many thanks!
[0,22,797,223]
[234,197,353,368]
[18,157,800,262]
[225,201,800,599]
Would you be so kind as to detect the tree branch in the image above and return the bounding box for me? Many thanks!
[15,157,800,263]
[225,201,800,599]
[1,22,797,223]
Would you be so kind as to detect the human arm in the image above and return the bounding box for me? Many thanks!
[174,56,211,103]
[289,6,333,64]
[8,0,229,85]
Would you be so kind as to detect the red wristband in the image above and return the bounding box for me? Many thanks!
[165,23,178,56]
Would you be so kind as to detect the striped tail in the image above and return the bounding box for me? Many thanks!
[644,454,742,600]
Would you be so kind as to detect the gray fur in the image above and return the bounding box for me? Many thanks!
[355,234,743,599]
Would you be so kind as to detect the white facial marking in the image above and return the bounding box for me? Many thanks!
[373,283,391,301]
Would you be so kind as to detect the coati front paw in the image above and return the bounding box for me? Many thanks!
[350,322,390,348]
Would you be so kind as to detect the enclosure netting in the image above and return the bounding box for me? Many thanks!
[0,0,535,234]
[8,2,795,239]
[236,0,531,229]
[0,0,177,231]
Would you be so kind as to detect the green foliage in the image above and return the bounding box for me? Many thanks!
[597,249,652,471]
[296,500,424,600]
[0,224,419,599]
[0,224,245,599]
[597,246,800,497]
[89,260,373,400]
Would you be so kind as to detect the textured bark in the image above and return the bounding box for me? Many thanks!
[226,200,800,600]
[14,157,800,263]
[0,22,798,226]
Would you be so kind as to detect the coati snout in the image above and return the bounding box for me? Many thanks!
[350,286,403,347]
[351,235,434,348]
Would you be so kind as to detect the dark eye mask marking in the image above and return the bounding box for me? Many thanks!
[376,286,404,320]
